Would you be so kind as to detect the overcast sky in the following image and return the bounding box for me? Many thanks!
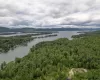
[0,0,100,28]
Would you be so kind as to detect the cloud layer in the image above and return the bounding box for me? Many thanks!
[0,0,100,28]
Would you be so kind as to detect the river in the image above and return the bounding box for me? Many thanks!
[0,31,79,64]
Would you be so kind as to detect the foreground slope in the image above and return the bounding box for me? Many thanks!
[0,35,100,80]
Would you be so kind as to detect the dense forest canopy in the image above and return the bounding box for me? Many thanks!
[0,31,100,80]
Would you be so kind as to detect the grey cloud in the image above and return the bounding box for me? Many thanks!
[0,0,100,28]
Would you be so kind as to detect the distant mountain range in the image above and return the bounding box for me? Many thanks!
[0,27,100,33]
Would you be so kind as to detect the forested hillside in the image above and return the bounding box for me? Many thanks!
[0,34,100,80]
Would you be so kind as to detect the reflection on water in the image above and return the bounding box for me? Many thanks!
[0,31,79,64]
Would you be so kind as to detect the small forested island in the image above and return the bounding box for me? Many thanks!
[0,31,100,80]
[37,34,57,38]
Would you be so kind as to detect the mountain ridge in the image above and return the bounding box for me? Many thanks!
[0,27,100,33]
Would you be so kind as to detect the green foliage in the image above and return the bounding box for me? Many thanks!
[0,34,100,79]
[0,35,34,53]
[1,61,6,70]
[0,32,56,53]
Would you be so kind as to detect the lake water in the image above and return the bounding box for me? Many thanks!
[0,31,79,64]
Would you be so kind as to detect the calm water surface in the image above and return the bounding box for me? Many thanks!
[0,31,79,64]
